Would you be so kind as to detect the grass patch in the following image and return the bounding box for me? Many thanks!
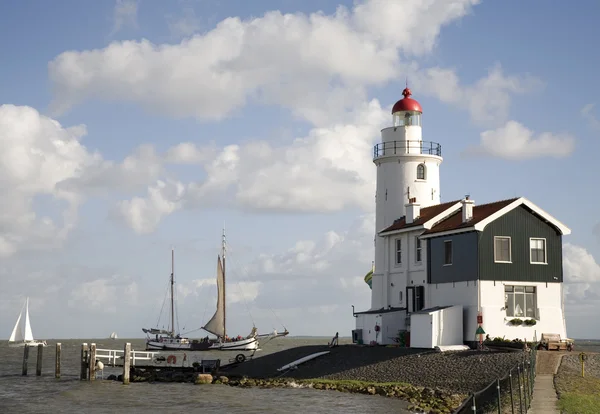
[555,372,600,414]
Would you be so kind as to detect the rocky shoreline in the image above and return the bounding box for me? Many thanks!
[104,345,529,414]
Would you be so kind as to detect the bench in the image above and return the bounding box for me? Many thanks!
[540,333,573,351]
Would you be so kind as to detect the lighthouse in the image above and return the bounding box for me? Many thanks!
[371,88,442,310]
[353,86,571,348]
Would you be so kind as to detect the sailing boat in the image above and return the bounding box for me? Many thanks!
[143,248,193,350]
[201,230,290,351]
[8,297,47,348]
[109,332,118,340]
[143,231,289,351]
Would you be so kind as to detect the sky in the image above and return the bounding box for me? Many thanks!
[1,0,600,340]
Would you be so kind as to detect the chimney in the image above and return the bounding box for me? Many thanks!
[405,197,420,224]
[462,196,475,223]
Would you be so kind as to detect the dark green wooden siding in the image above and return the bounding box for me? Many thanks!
[428,231,479,283]
[478,206,563,283]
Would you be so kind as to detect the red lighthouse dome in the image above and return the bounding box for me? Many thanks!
[391,87,422,113]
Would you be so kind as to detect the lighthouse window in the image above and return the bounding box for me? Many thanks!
[416,164,426,180]
[395,239,402,264]
[505,285,537,319]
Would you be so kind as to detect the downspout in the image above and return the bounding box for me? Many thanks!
[383,236,390,308]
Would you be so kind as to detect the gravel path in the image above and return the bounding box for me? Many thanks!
[222,345,528,394]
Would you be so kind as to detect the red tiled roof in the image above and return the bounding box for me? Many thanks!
[380,200,461,233]
[421,198,519,235]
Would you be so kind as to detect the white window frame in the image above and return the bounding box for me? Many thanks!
[395,238,402,265]
[415,236,422,263]
[504,285,538,319]
[494,236,512,263]
[443,240,452,266]
[529,237,547,264]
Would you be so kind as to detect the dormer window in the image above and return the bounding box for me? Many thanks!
[417,163,426,180]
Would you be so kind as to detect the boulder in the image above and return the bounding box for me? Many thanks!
[195,374,213,384]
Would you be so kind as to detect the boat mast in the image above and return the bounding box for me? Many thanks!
[222,228,226,341]
[171,247,175,337]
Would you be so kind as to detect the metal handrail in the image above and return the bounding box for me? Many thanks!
[96,348,158,367]
[373,140,441,158]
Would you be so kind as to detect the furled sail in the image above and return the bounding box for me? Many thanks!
[202,255,226,338]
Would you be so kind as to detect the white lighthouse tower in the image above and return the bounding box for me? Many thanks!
[371,87,443,309]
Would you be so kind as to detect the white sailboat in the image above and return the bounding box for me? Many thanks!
[109,332,118,340]
[143,230,288,351]
[8,297,47,348]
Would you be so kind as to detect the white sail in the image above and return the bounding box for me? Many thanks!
[202,255,225,338]
[9,309,24,342]
[24,298,34,341]
[110,332,117,339]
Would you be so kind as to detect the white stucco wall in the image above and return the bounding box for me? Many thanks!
[428,281,479,342]
[410,305,463,348]
[355,311,406,345]
[479,280,566,342]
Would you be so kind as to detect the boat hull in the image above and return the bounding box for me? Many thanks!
[145,336,259,351]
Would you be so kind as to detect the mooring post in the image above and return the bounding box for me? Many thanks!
[55,343,61,379]
[36,343,44,376]
[80,343,88,380]
[88,343,97,381]
[22,345,29,376]
[123,342,131,385]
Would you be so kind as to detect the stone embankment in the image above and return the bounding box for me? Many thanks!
[105,345,529,414]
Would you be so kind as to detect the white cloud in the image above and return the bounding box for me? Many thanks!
[563,243,600,306]
[111,0,139,35]
[69,277,139,313]
[165,142,217,165]
[416,64,544,126]
[0,104,101,256]
[48,0,481,123]
[59,144,164,195]
[463,120,575,160]
[116,179,186,234]
[581,103,600,130]
[115,101,386,233]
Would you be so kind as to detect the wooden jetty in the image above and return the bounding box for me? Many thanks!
[20,342,224,384]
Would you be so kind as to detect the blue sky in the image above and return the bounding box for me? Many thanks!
[1,0,600,340]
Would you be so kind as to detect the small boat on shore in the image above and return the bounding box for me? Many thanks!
[277,351,330,371]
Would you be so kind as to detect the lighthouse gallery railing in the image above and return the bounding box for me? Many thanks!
[373,140,442,159]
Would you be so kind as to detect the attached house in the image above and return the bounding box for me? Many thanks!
[354,196,570,346]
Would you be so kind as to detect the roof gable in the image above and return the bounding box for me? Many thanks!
[420,197,571,238]
[421,198,518,236]
[379,200,461,234]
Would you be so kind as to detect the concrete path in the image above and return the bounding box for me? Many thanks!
[528,374,559,413]
[528,351,564,414]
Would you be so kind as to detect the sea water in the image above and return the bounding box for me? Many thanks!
[0,337,412,414]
